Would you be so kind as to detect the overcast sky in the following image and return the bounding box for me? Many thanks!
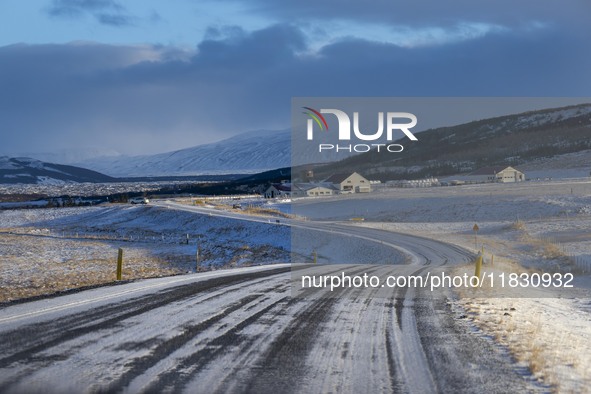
[1,0,590,156]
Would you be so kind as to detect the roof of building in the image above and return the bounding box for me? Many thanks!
[269,183,293,192]
[324,172,362,184]
[469,166,522,176]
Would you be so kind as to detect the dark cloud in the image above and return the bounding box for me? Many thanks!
[47,0,124,15]
[149,10,163,24]
[46,0,133,27]
[195,24,305,69]
[217,0,590,32]
[96,13,132,26]
[0,23,590,155]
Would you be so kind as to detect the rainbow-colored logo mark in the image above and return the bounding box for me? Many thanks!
[302,107,329,131]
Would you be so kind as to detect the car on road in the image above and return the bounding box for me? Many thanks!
[129,197,149,204]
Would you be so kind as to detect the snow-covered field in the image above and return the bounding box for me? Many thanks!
[293,178,591,222]
[290,179,591,392]
[520,149,591,179]
[0,205,290,303]
[0,180,207,198]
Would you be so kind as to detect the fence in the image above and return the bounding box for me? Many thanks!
[2,228,204,246]
[540,236,591,273]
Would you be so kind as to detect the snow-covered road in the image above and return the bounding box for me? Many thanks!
[0,202,542,393]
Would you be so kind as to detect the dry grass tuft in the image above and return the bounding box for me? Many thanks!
[510,219,528,231]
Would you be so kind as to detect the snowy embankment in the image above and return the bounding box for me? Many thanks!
[0,199,406,304]
[0,205,291,303]
[298,180,591,392]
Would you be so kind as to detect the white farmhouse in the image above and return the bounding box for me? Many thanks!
[325,172,371,193]
[297,183,337,197]
[467,166,525,183]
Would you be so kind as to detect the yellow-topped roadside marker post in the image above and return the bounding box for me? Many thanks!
[116,248,123,281]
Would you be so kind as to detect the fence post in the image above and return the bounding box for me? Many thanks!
[196,240,202,271]
[117,248,123,280]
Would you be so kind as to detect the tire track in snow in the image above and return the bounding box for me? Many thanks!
[106,294,290,393]
[238,265,397,394]
[0,268,290,392]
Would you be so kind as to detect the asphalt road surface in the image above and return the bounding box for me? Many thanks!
[0,203,543,393]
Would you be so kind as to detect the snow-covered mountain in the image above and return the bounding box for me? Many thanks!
[0,157,116,184]
[13,148,122,165]
[75,129,291,177]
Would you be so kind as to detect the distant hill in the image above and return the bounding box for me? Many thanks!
[306,104,591,181]
[144,167,293,197]
[75,129,357,177]
[0,157,116,184]
[74,129,291,177]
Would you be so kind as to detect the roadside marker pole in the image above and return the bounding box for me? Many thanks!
[196,241,202,271]
[474,252,483,285]
[491,254,494,266]
[116,248,123,280]
[196,235,203,272]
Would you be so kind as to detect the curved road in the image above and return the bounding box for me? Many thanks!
[0,202,541,393]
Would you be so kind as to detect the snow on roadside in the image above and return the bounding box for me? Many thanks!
[455,293,591,392]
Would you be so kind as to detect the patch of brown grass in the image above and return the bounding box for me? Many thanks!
[241,206,292,218]
[510,219,527,231]
[0,257,182,304]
